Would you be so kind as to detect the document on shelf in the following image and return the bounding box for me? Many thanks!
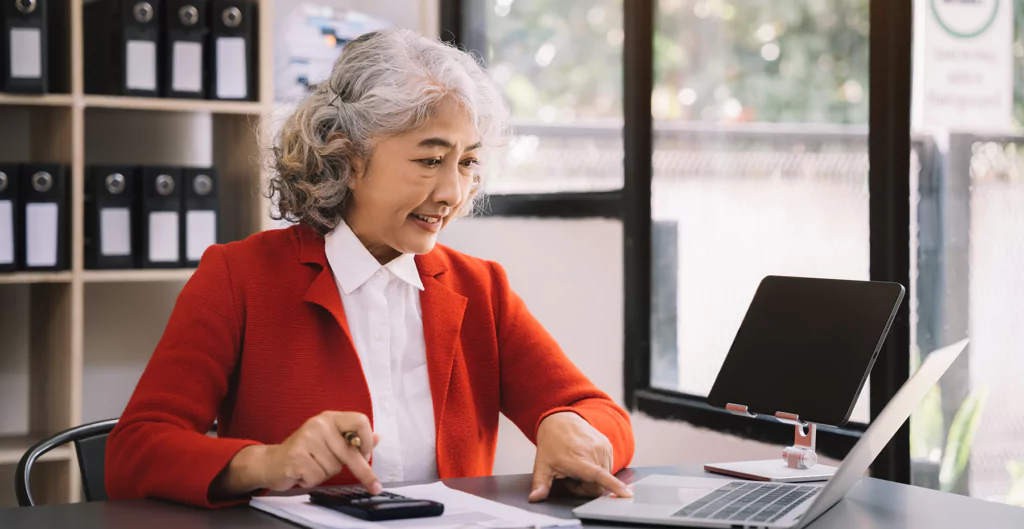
[250,481,582,529]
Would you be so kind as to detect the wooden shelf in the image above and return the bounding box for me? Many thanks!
[81,269,196,283]
[0,272,73,285]
[0,436,73,465]
[0,0,273,505]
[82,95,267,115]
[0,93,74,107]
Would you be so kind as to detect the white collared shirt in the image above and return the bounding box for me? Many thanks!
[324,220,438,483]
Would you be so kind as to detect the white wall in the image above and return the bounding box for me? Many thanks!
[438,217,802,475]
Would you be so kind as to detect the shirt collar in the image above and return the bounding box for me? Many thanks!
[324,220,424,294]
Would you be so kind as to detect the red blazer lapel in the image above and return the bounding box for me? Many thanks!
[417,252,467,476]
[296,225,355,347]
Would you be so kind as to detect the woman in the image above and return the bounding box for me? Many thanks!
[105,28,635,508]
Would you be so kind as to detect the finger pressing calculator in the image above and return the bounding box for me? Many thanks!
[308,486,445,521]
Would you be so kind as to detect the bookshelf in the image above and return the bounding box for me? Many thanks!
[0,0,274,507]
[0,94,74,107]
[79,269,196,283]
[81,95,266,115]
[0,272,73,285]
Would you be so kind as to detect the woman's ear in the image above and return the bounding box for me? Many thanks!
[326,131,365,189]
[348,156,367,190]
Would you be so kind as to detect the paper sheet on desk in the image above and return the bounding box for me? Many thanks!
[250,482,581,529]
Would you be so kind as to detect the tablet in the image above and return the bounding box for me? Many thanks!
[706,275,904,427]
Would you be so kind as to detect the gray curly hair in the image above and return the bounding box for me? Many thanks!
[266,28,510,234]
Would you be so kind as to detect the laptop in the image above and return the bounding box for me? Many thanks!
[574,338,969,529]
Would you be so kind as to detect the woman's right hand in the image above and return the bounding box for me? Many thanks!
[211,411,382,499]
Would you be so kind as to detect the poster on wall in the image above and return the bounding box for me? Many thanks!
[274,3,392,103]
[913,0,1014,132]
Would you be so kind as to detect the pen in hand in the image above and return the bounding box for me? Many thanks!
[343,431,362,449]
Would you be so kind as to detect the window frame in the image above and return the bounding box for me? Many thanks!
[440,0,623,219]
[441,0,913,482]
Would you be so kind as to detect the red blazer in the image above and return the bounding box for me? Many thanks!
[105,224,634,507]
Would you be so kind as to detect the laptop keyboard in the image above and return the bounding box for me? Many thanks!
[672,481,820,523]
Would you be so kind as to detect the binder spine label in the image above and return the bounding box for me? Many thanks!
[185,209,215,261]
[215,36,246,99]
[100,207,132,256]
[126,39,157,90]
[25,202,58,267]
[148,211,179,262]
[171,40,202,92]
[10,27,42,78]
[0,200,13,264]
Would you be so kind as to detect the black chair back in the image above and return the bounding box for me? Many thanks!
[15,419,118,507]
[75,432,112,502]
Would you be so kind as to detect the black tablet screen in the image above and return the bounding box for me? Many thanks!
[706,275,904,426]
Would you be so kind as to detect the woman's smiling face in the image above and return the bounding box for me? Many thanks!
[343,96,482,264]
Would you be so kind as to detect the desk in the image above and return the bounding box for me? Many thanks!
[2,465,1023,528]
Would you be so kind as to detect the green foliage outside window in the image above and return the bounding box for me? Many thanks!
[479,0,1024,126]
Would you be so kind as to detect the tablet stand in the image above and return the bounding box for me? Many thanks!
[702,404,838,482]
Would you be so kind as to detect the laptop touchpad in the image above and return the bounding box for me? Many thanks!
[634,484,713,505]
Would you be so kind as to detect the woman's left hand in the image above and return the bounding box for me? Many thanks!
[529,412,632,502]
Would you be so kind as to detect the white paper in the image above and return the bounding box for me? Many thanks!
[0,201,13,264]
[172,41,203,93]
[186,210,216,261]
[100,208,132,257]
[26,203,58,267]
[126,40,157,91]
[216,37,248,99]
[148,211,179,263]
[10,28,42,79]
[249,482,581,529]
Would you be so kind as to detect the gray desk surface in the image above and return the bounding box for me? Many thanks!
[3,465,1024,528]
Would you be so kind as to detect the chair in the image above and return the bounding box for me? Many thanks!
[15,418,220,506]
[15,418,119,506]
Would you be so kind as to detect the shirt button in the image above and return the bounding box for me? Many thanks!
[374,332,384,341]
[389,472,398,481]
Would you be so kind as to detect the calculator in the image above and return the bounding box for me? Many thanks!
[308,486,445,521]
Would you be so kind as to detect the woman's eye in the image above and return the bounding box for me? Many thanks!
[420,158,442,167]
[460,158,480,167]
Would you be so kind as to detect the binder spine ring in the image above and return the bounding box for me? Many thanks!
[0,172,7,192]
[133,2,155,24]
[155,174,175,195]
[32,172,53,193]
[222,6,242,27]
[15,0,37,14]
[105,173,127,194]
[179,5,199,26]
[193,174,212,195]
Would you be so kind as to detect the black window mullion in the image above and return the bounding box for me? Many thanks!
[439,0,463,46]
[867,0,914,483]
[622,0,654,408]
[483,191,622,218]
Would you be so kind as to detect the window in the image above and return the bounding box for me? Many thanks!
[447,0,920,482]
[648,1,872,427]
[627,0,884,464]
[446,0,625,208]
[908,0,1024,504]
